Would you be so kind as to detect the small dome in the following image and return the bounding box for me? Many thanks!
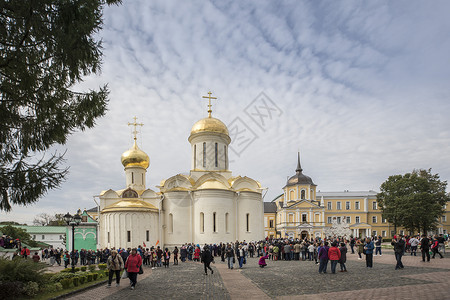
[286,173,315,186]
[121,141,150,169]
[190,117,229,136]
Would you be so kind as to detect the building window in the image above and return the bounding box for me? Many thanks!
[215,143,218,167]
[302,213,307,222]
[225,213,229,233]
[355,216,360,223]
[246,213,250,232]
[146,230,149,242]
[108,232,110,243]
[327,217,332,224]
[289,190,295,200]
[337,202,341,210]
[355,202,360,210]
[372,231,377,236]
[202,143,206,168]
[442,215,447,222]
[213,212,217,232]
[327,202,332,210]
[346,201,350,210]
[400,230,404,235]
[127,231,131,242]
[224,146,227,169]
[372,216,377,223]
[32,235,36,240]
[269,220,274,228]
[372,202,377,210]
[59,235,63,240]
[194,145,196,169]
[169,213,173,233]
[200,212,204,233]
[142,173,144,185]
[42,235,45,240]
[288,214,294,223]
[382,231,386,237]
[131,172,134,184]
[382,218,387,223]
[346,216,351,223]
[301,190,306,199]
[337,217,341,224]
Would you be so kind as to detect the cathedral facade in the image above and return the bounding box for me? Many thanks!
[98,96,264,249]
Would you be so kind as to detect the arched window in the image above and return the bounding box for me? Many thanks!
[301,190,306,200]
[141,173,144,185]
[168,213,173,233]
[225,213,229,233]
[194,144,196,169]
[224,145,227,169]
[289,190,294,200]
[203,142,206,168]
[246,213,250,232]
[200,212,204,233]
[131,172,134,184]
[215,143,218,167]
[213,212,217,232]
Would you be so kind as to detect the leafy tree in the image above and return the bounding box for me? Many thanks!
[33,212,66,226]
[0,0,121,212]
[0,221,25,225]
[377,169,449,234]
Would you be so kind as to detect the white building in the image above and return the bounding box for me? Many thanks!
[98,95,264,249]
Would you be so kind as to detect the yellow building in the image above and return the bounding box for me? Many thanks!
[264,153,450,239]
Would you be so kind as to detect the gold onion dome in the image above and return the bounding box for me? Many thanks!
[190,117,229,136]
[121,141,150,169]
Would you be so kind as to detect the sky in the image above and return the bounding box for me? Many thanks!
[2,0,450,224]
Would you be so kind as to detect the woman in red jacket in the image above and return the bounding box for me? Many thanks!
[328,241,341,274]
[125,248,142,290]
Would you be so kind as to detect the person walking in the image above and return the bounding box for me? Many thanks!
[431,236,444,259]
[338,242,347,272]
[173,246,179,265]
[318,242,329,274]
[364,237,374,268]
[201,245,214,275]
[409,236,420,256]
[125,248,142,290]
[420,234,431,262]
[107,250,124,287]
[392,235,405,270]
[226,244,235,269]
[328,242,341,274]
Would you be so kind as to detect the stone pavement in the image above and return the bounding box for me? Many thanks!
[64,251,450,299]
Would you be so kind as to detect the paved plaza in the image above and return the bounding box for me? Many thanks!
[64,250,450,299]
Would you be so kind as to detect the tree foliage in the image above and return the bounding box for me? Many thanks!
[377,169,449,234]
[0,225,37,246]
[0,0,121,211]
[33,212,66,226]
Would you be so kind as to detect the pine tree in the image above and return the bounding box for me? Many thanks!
[0,0,121,211]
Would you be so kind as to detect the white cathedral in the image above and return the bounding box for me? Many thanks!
[98,94,264,249]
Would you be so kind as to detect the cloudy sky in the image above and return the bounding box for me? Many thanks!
[2,0,450,224]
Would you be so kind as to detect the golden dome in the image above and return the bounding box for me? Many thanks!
[121,141,150,169]
[190,116,229,136]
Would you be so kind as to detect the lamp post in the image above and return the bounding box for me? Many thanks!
[64,212,82,273]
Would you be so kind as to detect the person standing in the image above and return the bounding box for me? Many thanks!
[420,234,431,262]
[328,242,341,274]
[375,236,382,256]
[392,235,405,270]
[338,242,347,272]
[364,237,374,268]
[409,236,420,256]
[163,248,171,268]
[350,238,355,254]
[125,248,142,290]
[318,242,329,274]
[32,252,40,263]
[107,250,124,287]
[173,246,179,265]
[201,245,214,275]
[357,239,364,260]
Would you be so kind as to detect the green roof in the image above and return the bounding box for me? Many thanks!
[14,226,67,234]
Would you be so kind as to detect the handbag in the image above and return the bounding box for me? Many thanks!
[121,269,128,279]
[138,265,144,275]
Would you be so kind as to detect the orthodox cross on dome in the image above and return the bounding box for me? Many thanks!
[128,116,143,141]
[202,91,217,118]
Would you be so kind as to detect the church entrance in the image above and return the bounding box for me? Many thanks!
[300,231,308,240]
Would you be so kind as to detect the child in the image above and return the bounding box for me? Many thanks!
[259,254,269,268]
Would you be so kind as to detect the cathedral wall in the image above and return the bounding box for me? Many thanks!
[163,191,192,247]
[190,134,229,172]
[192,189,236,244]
[237,192,264,242]
[100,211,158,249]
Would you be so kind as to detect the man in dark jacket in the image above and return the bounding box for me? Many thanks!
[226,244,235,269]
[201,245,214,275]
[392,235,405,269]
[420,234,431,262]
